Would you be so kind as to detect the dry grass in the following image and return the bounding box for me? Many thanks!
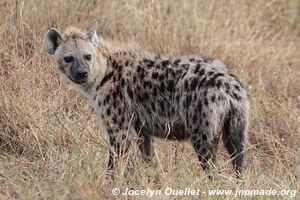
[0,0,299,199]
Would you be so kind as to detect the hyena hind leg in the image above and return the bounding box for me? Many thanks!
[190,129,220,178]
[223,109,247,177]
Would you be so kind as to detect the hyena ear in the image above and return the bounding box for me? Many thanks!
[85,22,99,47]
[44,28,63,54]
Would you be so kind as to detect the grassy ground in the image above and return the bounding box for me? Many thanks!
[0,0,299,199]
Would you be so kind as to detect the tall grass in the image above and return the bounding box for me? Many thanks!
[0,0,299,199]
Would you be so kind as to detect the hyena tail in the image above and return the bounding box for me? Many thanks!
[222,100,249,176]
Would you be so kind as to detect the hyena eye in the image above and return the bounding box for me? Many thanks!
[84,54,92,61]
[63,56,74,63]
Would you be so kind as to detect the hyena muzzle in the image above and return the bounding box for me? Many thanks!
[44,22,250,178]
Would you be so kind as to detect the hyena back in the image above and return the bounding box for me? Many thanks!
[44,22,250,177]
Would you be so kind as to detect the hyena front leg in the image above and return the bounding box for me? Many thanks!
[107,131,131,173]
[137,133,154,163]
[190,132,213,172]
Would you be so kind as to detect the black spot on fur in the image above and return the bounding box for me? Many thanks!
[120,116,125,123]
[98,100,101,107]
[234,85,240,91]
[120,78,125,87]
[117,72,122,80]
[216,80,222,89]
[224,82,230,93]
[205,121,209,127]
[194,64,201,73]
[109,135,115,144]
[106,108,111,116]
[199,69,205,76]
[153,87,158,96]
[193,127,200,135]
[176,94,180,103]
[162,60,170,67]
[193,93,197,101]
[148,82,153,89]
[112,91,117,99]
[139,71,145,79]
[191,135,197,141]
[211,95,216,102]
[192,113,198,123]
[137,66,142,73]
[143,92,149,100]
[118,108,122,115]
[151,102,156,111]
[210,73,224,82]
[167,80,175,92]
[111,60,117,69]
[232,92,242,101]
[202,134,207,141]
[208,71,214,76]
[159,82,165,93]
[103,95,111,104]
[152,72,159,79]
[143,81,152,89]
[184,79,189,90]
[127,87,133,99]
[185,95,192,108]
[164,70,169,79]
[99,71,114,87]
[176,69,183,75]
[196,100,202,113]
[198,77,207,87]
[112,116,118,123]
[218,95,224,101]
[204,98,209,106]
[137,93,144,102]
[112,75,117,82]
[206,78,216,87]
[190,78,199,91]
[144,59,155,68]
[117,64,123,72]
[112,100,117,108]
[159,74,165,81]
[190,58,195,62]
[174,59,181,65]
[196,142,201,150]
[133,76,137,83]
[96,84,100,91]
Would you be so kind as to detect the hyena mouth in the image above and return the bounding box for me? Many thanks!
[68,76,87,84]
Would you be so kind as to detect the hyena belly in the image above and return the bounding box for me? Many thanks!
[132,99,188,140]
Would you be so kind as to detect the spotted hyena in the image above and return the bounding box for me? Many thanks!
[44,22,250,177]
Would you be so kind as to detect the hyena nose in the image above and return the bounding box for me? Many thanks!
[76,68,88,78]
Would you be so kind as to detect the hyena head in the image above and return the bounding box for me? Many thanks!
[44,22,99,85]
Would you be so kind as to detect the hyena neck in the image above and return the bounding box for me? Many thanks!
[79,50,108,95]
[78,39,138,95]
